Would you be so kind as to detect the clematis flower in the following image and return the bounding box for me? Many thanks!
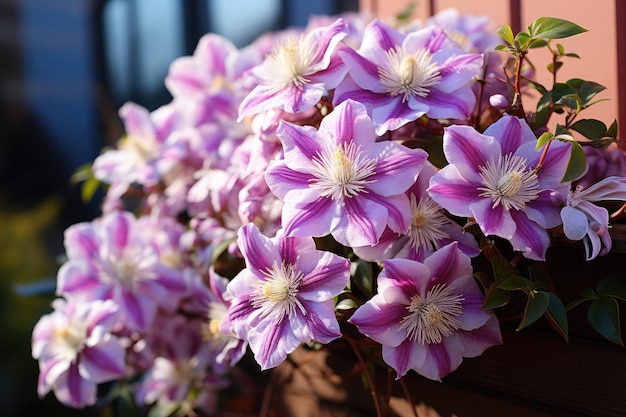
[353,161,480,262]
[425,7,501,53]
[428,114,572,260]
[560,176,626,259]
[223,223,350,370]
[238,18,348,118]
[265,99,427,247]
[93,102,179,197]
[56,211,188,332]
[333,20,483,135]
[349,242,501,381]
[32,299,126,408]
[135,315,229,416]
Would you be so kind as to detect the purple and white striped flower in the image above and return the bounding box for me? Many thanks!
[93,102,180,196]
[560,176,626,259]
[32,299,126,408]
[56,211,188,332]
[135,315,229,416]
[349,243,502,381]
[265,99,427,247]
[353,161,480,262]
[333,20,483,135]
[224,223,350,370]
[428,114,572,260]
[238,18,348,118]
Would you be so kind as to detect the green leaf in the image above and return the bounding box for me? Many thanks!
[561,141,587,182]
[495,44,515,52]
[606,119,619,139]
[546,293,569,341]
[566,287,597,311]
[489,255,522,283]
[148,402,181,417]
[496,24,515,46]
[547,61,563,74]
[482,283,512,310]
[528,38,548,48]
[210,237,235,264]
[577,80,607,105]
[528,17,588,40]
[570,119,608,140]
[556,43,565,56]
[588,297,624,346]
[536,131,553,150]
[515,31,532,50]
[81,176,102,203]
[497,276,532,291]
[351,259,374,299]
[597,276,626,301]
[552,82,578,102]
[517,291,550,330]
[395,2,416,21]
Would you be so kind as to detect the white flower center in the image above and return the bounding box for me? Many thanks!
[51,321,87,363]
[263,37,315,91]
[310,142,377,200]
[399,283,464,344]
[119,134,159,162]
[203,302,229,340]
[251,261,307,323]
[407,193,451,250]
[477,154,540,210]
[445,29,472,52]
[378,46,442,102]
[98,251,150,289]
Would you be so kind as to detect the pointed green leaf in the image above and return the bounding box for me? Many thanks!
[546,293,569,341]
[588,297,624,346]
[597,276,626,301]
[570,119,608,140]
[547,61,563,74]
[351,259,374,299]
[489,255,522,282]
[606,119,619,139]
[562,141,587,182]
[497,24,515,46]
[556,43,565,55]
[483,283,512,310]
[528,17,587,39]
[517,291,550,331]
[497,276,531,291]
[396,2,416,21]
[528,38,548,48]
[566,287,597,311]
[536,131,553,150]
[515,31,532,50]
[577,80,607,105]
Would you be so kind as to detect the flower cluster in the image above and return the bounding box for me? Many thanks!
[31,7,626,416]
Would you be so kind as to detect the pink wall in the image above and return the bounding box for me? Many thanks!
[359,0,621,144]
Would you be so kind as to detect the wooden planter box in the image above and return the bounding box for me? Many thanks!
[263,225,626,417]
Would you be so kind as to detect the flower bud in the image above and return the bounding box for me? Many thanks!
[489,94,509,109]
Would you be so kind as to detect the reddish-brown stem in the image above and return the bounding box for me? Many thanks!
[610,201,626,220]
[346,338,384,417]
[534,139,552,172]
[510,51,528,119]
[399,377,419,417]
